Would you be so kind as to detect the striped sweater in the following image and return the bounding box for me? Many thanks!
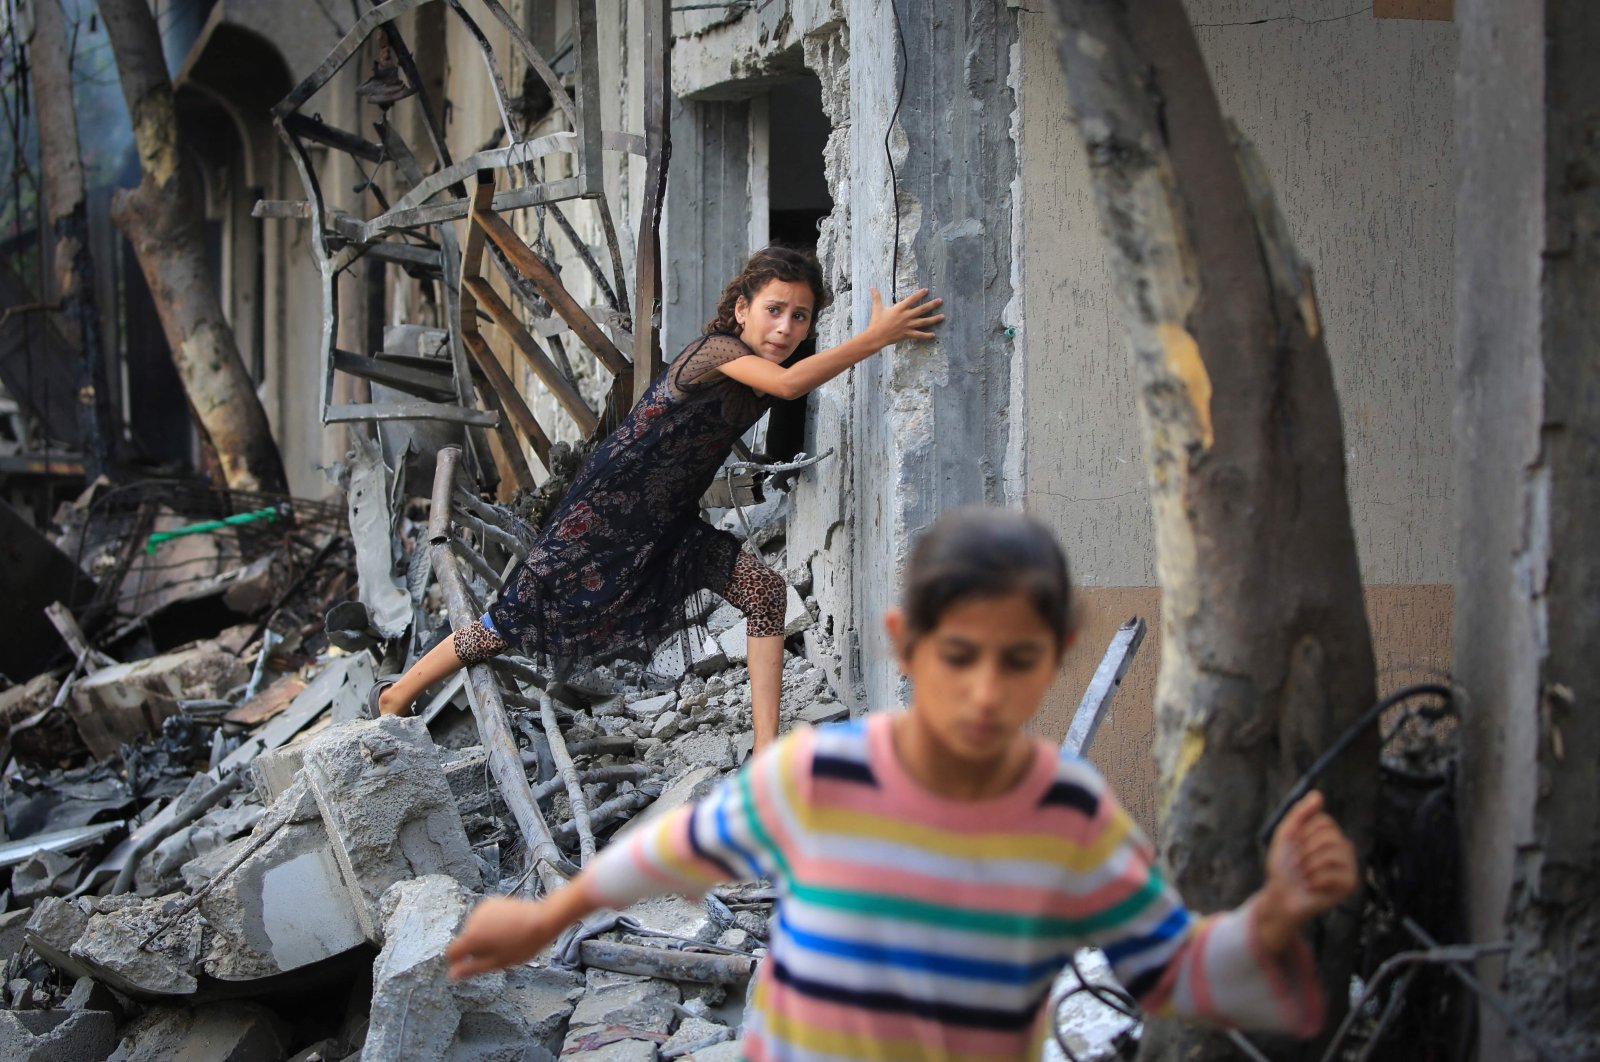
[585,714,1323,1061]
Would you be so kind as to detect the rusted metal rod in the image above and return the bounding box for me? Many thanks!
[554,785,659,846]
[533,764,654,801]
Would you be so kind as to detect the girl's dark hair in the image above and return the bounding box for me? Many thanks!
[706,246,829,336]
[901,507,1075,652]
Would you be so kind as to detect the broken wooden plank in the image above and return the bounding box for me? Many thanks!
[430,446,570,893]
[463,332,553,466]
[332,349,458,401]
[466,277,600,435]
[474,205,631,379]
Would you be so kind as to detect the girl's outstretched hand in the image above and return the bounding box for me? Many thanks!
[866,287,945,348]
[446,896,565,980]
[1253,791,1358,955]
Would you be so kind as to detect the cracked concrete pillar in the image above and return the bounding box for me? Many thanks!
[844,0,1022,710]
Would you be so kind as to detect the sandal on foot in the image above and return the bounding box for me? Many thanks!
[366,678,398,719]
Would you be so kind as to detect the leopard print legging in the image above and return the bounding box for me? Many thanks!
[450,550,786,666]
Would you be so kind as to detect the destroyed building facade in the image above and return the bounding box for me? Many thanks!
[129,0,1456,828]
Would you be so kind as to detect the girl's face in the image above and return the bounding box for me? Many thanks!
[735,279,815,363]
[887,591,1065,768]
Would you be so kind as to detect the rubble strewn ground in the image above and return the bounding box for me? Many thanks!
[0,467,1125,1059]
[0,464,845,1060]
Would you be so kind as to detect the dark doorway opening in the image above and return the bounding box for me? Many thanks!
[763,76,832,463]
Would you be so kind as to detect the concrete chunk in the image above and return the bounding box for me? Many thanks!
[198,812,365,981]
[716,623,748,666]
[300,717,480,941]
[364,875,582,1061]
[68,894,201,997]
[107,1002,286,1061]
[0,1009,118,1062]
[626,693,677,720]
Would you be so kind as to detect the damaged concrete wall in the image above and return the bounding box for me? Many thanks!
[1016,2,1458,829]
[676,0,1021,713]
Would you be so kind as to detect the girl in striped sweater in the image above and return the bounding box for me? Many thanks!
[447,507,1357,1060]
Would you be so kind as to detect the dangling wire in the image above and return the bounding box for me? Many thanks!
[885,0,908,302]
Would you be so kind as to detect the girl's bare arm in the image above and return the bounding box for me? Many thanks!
[717,287,944,400]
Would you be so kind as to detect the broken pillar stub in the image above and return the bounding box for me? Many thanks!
[198,780,365,981]
[67,645,249,759]
[300,716,480,941]
[364,875,582,1062]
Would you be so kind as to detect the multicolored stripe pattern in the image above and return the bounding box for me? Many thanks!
[585,714,1323,1060]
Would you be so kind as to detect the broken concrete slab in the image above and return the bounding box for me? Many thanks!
[198,786,365,981]
[673,732,735,773]
[681,1042,742,1062]
[660,1017,734,1059]
[67,894,202,997]
[107,1001,287,1061]
[0,1008,118,1062]
[300,716,480,941]
[365,875,583,1061]
[23,897,96,984]
[563,972,681,1052]
[67,644,250,759]
[705,604,742,637]
[626,693,676,721]
[796,699,848,725]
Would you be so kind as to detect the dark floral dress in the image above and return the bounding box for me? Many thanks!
[486,332,772,673]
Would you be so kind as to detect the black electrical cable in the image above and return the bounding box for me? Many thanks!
[885,0,908,302]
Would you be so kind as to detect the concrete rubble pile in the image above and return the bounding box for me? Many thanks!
[0,436,863,1060]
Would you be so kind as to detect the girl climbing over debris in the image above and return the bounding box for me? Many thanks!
[444,506,1359,1060]
[371,246,944,757]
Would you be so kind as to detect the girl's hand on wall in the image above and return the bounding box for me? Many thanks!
[1253,790,1358,955]
[446,896,566,979]
[865,287,945,348]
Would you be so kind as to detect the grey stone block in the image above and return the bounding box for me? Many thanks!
[301,717,480,941]
[364,875,582,1062]
[683,1043,743,1062]
[0,1009,117,1062]
[107,1002,286,1061]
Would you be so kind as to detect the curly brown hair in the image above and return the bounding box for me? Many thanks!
[705,246,829,337]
